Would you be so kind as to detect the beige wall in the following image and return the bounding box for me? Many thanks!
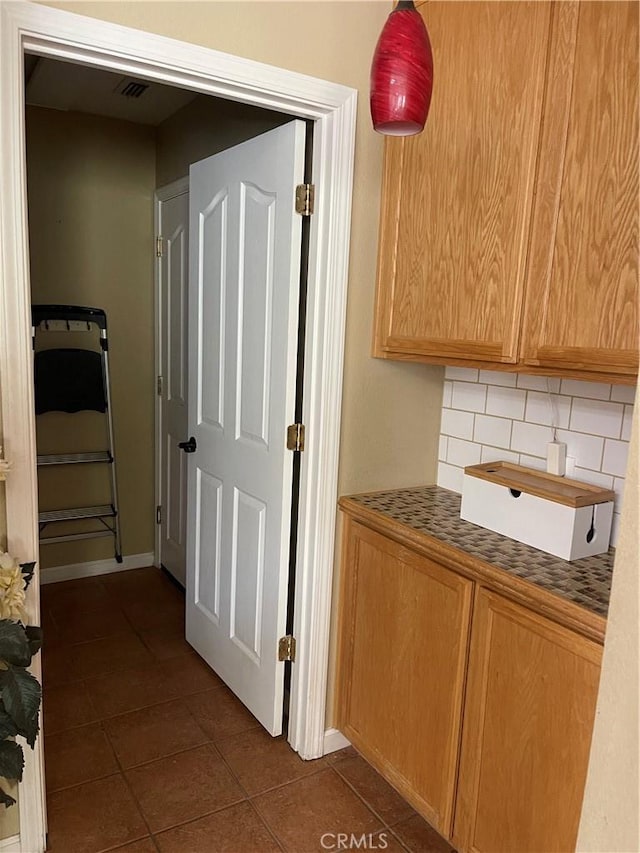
[26,106,157,570]
[156,94,291,187]
[577,402,640,852]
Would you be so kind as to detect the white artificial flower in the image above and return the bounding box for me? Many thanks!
[0,553,26,621]
[0,552,16,571]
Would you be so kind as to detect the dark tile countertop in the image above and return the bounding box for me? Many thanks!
[345,485,614,619]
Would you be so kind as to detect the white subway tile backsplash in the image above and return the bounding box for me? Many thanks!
[610,384,637,405]
[474,414,512,447]
[516,375,561,393]
[518,454,546,471]
[436,371,631,526]
[622,405,634,441]
[572,468,613,490]
[510,421,552,457]
[481,445,520,464]
[438,461,464,493]
[486,385,526,420]
[478,370,517,387]
[441,408,475,440]
[555,429,604,471]
[570,398,624,438]
[524,391,571,429]
[560,379,612,400]
[447,437,482,468]
[445,366,479,382]
[451,381,487,413]
[602,439,629,478]
[442,380,453,408]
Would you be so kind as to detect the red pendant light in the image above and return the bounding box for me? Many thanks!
[370,0,434,136]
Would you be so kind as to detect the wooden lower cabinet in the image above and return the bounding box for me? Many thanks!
[453,590,602,853]
[336,517,603,851]
[336,519,474,835]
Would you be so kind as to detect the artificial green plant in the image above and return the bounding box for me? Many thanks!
[0,561,42,807]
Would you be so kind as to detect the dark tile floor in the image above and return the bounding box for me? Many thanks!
[41,566,455,853]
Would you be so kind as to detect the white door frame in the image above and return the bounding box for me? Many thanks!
[0,4,356,851]
[154,176,190,574]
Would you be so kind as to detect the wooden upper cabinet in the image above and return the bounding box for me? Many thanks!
[521,1,639,377]
[374,1,552,364]
[374,0,639,382]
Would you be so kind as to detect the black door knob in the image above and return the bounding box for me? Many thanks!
[178,436,197,453]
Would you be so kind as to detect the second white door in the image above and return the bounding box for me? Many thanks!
[158,188,189,586]
[185,121,307,735]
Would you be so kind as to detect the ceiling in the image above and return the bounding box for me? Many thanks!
[25,55,199,126]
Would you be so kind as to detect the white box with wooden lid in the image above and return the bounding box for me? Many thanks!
[460,462,614,560]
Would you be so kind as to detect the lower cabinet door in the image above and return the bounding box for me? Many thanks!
[453,589,602,853]
[337,520,474,836]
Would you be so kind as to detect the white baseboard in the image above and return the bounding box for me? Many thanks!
[323,727,351,755]
[0,834,21,852]
[39,552,155,585]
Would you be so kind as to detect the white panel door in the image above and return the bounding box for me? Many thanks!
[186,121,306,735]
[159,190,189,586]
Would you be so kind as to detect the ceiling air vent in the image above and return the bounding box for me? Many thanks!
[115,78,150,98]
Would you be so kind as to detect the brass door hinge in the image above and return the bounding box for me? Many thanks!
[156,505,162,525]
[157,375,163,397]
[278,635,296,662]
[286,423,305,452]
[295,183,315,216]
[156,236,164,257]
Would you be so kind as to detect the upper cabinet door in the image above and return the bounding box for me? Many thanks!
[521,1,639,376]
[374,2,552,364]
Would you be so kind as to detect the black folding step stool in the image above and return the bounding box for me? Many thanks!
[32,305,123,562]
